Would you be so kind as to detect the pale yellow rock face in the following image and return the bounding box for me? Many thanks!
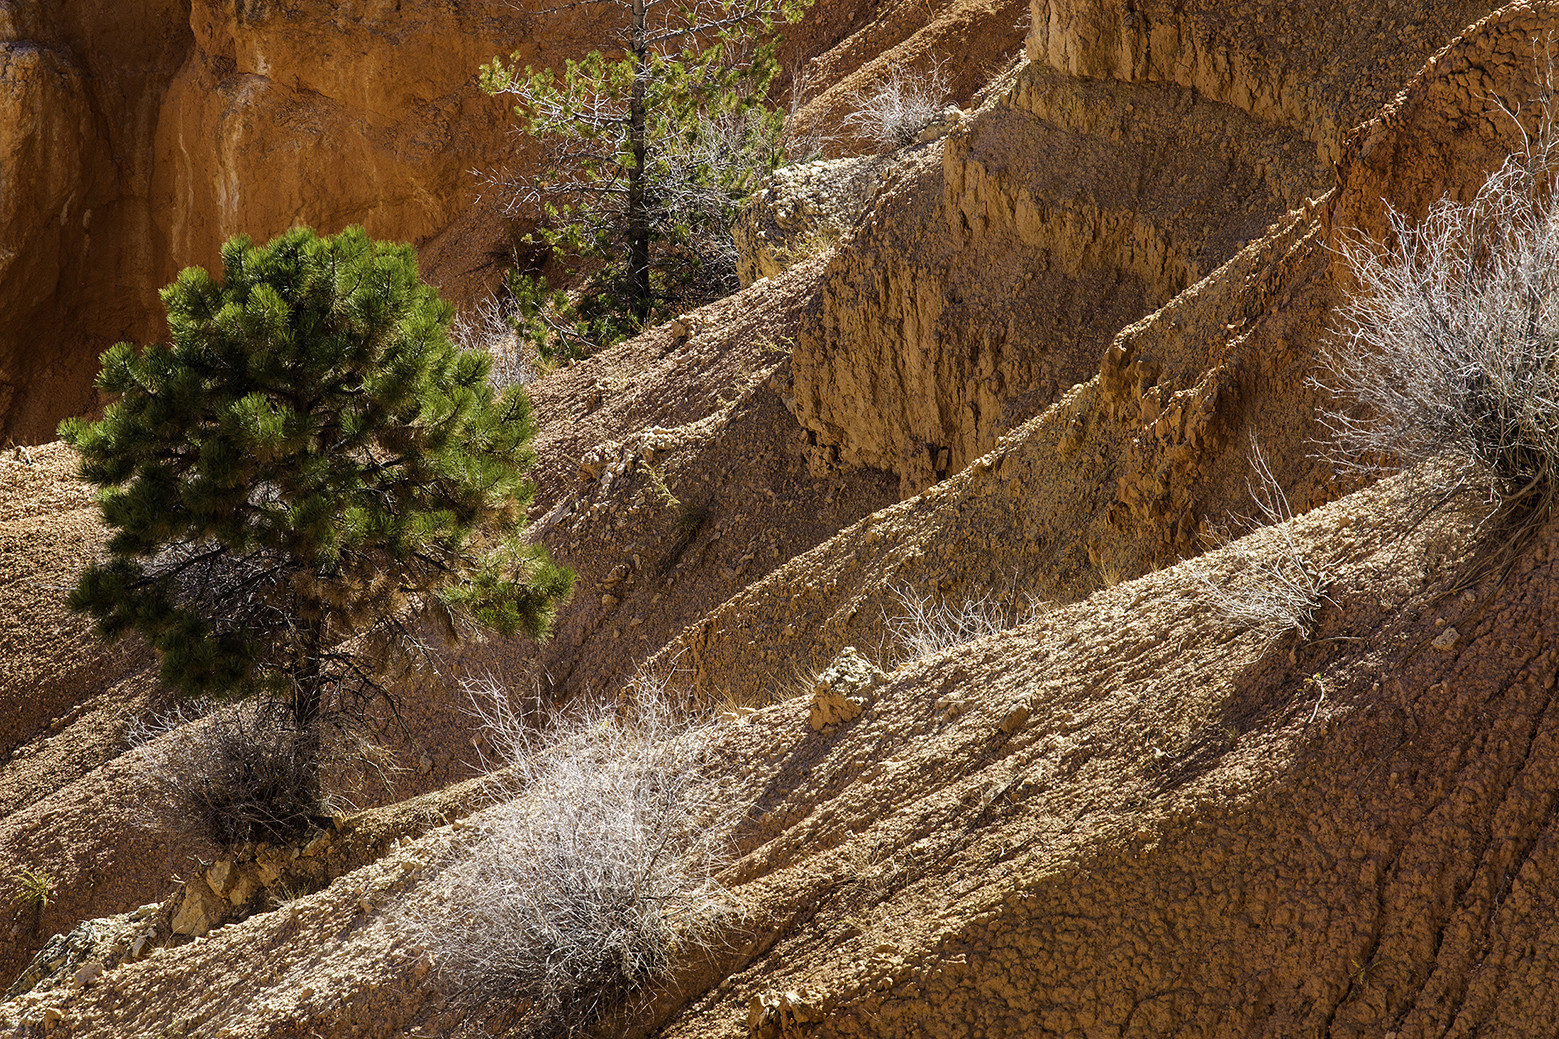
[1,0,531,443]
[788,0,1496,498]
[149,0,521,289]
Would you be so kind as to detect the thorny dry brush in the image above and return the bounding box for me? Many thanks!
[428,679,741,1036]
[1323,66,1559,530]
[129,698,385,848]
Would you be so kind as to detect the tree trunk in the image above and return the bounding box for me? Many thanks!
[628,0,651,322]
[289,615,326,812]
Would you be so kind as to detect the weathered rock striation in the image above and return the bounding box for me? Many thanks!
[789,0,1494,497]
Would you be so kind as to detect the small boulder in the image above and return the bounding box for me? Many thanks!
[748,988,825,1038]
[809,647,884,730]
[170,878,229,937]
[999,694,1034,735]
[205,858,236,896]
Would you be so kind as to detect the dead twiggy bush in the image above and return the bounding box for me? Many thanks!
[433,679,740,1035]
[1322,66,1559,525]
[130,698,341,848]
[449,289,538,391]
[1198,442,1332,638]
[842,61,952,152]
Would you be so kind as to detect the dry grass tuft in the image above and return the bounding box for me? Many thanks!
[1198,442,1331,638]
[449,290,538,391]
[879,583,1043,667]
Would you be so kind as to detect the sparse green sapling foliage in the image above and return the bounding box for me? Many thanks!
[481,0,811,362]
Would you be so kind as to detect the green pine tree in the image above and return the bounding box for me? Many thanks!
[480,0,813,363]
[60,226,573,836]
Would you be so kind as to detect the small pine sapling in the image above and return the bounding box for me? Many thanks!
[60,226,574,842]
[481,0,812,362]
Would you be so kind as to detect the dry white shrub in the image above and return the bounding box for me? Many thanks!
[780,67,832,163]
[842,61,952,151]
[432,679,740,1035]
[449,291,536,390]
[1198,442,1331,638]
[880,583,1043,666]
[1322,70,1559,519]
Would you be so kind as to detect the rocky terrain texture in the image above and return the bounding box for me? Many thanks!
[0,0,973,445]
[7,0,1559,1035]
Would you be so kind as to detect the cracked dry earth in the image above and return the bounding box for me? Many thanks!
[6,472,1559,1038]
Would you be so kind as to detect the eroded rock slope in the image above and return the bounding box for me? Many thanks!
[5,0,1559,1036]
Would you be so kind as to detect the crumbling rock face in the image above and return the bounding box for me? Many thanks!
[0,0,981,446]
[150,0,528,289]
[791,56,1325,497]
[656,488,1559,1039]
[785,0,1029,157]
[668,2,1559,711]
[0,43,88,381]
[0,0,522,445]
[1030,0,1495,169]
[791,0,1497,498]
[10,473,1559,1038]
[10,3,1559,1037]
[0,0,193,445]
[1328,1,1559,250]
[734,156,885,287]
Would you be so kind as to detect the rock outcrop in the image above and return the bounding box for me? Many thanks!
[0,0,192,445]
[0,0,529,444]
[734,156,885,287]
[667,0,1544,717]
[790,0,1494,497]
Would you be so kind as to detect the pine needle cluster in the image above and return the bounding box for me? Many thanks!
[60,226,573,833]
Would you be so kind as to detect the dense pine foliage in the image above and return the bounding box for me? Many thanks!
[60,226,573,741]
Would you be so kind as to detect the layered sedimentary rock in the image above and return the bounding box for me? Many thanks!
[677,0,1541,709]
[790,0,1494,496]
